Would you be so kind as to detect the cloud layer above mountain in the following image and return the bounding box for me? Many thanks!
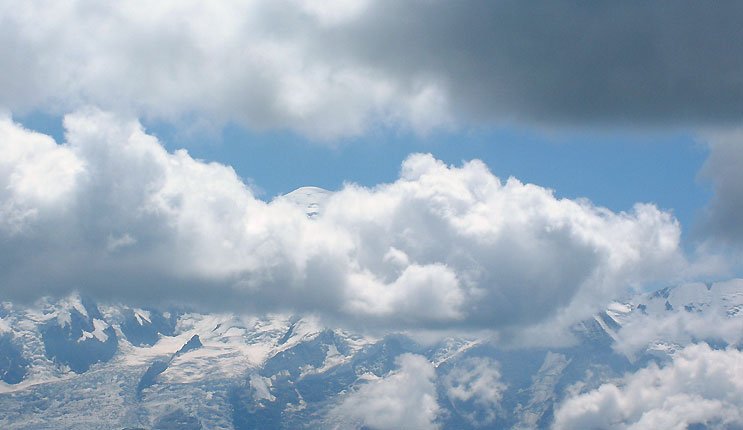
[327,353,440,430]
[0,110,684,338]
[3,1,743,138]
[554,343,743,429]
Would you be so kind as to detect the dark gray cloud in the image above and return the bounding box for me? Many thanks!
[325,0,743,126]
[697,132,743,246]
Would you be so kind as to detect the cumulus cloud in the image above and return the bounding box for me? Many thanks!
[327,353,440,430]
[0,115,83,233]
[553,343,743,430]
[0,0,448,138]
[0,111,683,336]
[2,1,743,138]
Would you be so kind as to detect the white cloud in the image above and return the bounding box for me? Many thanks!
[327,353,440,430]
[0,116,83,234]
[0,110,684,337]
[553,343,743,430]
[0,1,448,139]
[442,357,506,426]
[613,311,743,362]
[611,280,743,359]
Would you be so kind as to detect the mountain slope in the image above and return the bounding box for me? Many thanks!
[0,280,740,429]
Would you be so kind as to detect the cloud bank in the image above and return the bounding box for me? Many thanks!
[554,343,743,429]
[0,111,682,336]
[3,1,743,137]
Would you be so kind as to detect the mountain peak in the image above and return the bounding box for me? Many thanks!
[281,187,331,218]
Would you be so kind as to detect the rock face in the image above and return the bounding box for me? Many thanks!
[40,297,118,374]
[119,308,178,347]
[175,335,202,356]
[137,335,203,395]
[0,334,28,384]
[0,281,740,429]
[153,409,202,430]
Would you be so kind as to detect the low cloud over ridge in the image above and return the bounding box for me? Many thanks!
[554,343,743,429]
[327,353,440,430]
[0,110,683,337]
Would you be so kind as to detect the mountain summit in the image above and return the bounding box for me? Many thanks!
[280,187,331,218]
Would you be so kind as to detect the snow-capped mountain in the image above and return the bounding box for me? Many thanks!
[0,280,740,429]
[280,187,331,218]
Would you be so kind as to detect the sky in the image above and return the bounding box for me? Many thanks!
[2,0,742,335]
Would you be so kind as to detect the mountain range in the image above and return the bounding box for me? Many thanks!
[1,279,740,429]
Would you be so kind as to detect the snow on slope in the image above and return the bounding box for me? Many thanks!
[0,279,740,429]
[608,279,743,360]
[280,186,331,218]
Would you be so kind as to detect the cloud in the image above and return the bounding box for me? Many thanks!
[0,1,448,138]
[614,310,743,360]
[553,343,743,430]
[0,110,683,337]
[0,115,83,234]
[336,1,743,128]
[442,357,507,426]
[326,353,440,430]
[697,131,743,248]
[611,281,743,360]
[2,1,743,138]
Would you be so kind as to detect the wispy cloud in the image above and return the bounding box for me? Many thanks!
[327,353,440,430]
